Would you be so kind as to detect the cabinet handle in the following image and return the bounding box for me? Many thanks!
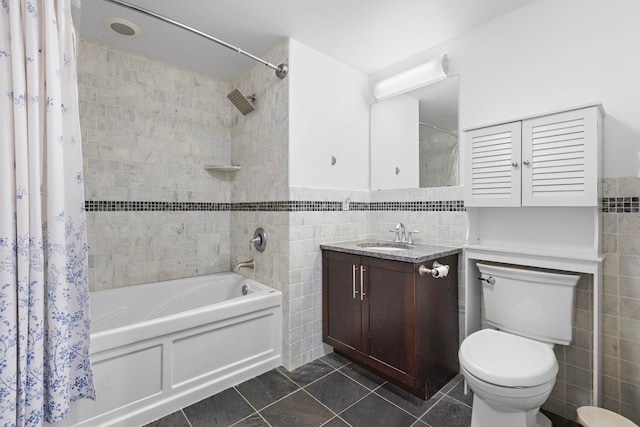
[352,265,358,299]
[478,276,496,285]
[511,161,519,167]
[523,160,531,166]
[360,266,366,300]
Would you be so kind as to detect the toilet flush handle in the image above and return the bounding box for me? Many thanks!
[477,276,496,285]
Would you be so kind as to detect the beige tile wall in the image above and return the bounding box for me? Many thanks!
[543,275,594,420]
[601,177,640,424]
[78,39,233,290]
[286,188,371,368]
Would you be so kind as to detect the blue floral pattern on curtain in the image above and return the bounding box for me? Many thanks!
[0,1,95,426]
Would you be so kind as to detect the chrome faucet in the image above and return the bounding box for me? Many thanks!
[390,223,406,243]
[233,259,255,272]
[396,223,406,243]
[389,223,419,244]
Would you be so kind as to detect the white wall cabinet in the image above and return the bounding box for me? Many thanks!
[464,106,602,207]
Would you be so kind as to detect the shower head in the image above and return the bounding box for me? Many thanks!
[227,89,256,115]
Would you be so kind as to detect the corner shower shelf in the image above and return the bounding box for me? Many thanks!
[204,165,241,172]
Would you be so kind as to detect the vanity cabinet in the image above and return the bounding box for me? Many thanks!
[322,249,459,399]
[464,105,602,207]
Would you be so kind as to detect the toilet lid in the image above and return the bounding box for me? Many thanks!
[577,406,639,427]
[459,329,558,388]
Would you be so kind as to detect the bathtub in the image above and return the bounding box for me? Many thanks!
[55,273,282,427]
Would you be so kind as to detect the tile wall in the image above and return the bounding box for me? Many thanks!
[286,188,371,368]
[226,41,292,368]
[78,39,233,290]
[543,275,594,420]
[601,177,640,424]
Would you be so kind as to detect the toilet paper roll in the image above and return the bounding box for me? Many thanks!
[431,265,449,278]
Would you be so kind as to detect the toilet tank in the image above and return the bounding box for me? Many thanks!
[477,263,580,345]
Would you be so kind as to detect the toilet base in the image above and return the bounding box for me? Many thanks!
[471,395,552,427]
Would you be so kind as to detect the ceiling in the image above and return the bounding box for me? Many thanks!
[80,0,537,81]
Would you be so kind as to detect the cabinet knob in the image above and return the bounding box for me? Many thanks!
[523,160,531,166]
[511,162,519,167]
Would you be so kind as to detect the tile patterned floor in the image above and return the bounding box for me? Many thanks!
[144,353,581,427]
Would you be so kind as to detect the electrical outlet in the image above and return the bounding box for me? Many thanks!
[342,196,350,211]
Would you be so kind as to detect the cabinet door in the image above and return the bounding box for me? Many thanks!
[322,251,363,360]
[464,122,522,207]
[522,106,601,206]
[362,257,416,386]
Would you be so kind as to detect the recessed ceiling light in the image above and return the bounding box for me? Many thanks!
[105,17,141,37]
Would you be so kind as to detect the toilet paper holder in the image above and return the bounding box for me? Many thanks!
[418,261,450,278]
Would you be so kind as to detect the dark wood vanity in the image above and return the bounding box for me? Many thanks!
[321,242,460,399]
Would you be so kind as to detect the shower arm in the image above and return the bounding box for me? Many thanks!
[102,0,289,79]
[419,122,458,139]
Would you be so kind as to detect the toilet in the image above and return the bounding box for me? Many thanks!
[577,406,639,427]
[459,262,581,427]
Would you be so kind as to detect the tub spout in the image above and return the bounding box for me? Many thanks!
[233,259,255,272]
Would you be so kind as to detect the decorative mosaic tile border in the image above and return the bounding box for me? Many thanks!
[84,201,231,211]
[85,198,639,213]
[601,197,639,213]
[85,200,466,212]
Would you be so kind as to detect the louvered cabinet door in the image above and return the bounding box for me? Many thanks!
[522,107,601,206]
[464,122,522,207]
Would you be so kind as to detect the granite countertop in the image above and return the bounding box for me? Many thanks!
[320,240,461,264]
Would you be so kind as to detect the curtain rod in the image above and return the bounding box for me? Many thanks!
[419,122,458,139]
[102,0,289,79]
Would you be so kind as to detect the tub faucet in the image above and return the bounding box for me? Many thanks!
[233,259,255,272]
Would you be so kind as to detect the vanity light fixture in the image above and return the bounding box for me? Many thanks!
[373,54,449,101]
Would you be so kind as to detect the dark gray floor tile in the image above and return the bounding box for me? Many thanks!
[420,395,472,427]
[279,359,335,387]
[236,369,300,410]
[183,387,255,427]
[260,390,334,427]
[320,352,351,369]
[439,374,464,395]
[376,381,438,418]
[340,393,417,427]
[231,413,270,426]
[541,409,581,427]
[143,410,190,427]
[321,416,350,426]
[411,420,429,427]
[306,371,370,413]
[339,363,386,390]
[445,379,473,407]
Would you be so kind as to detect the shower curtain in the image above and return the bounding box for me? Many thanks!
[0,0,95,425]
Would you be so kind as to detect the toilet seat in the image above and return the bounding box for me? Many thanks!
[459,329,558,388]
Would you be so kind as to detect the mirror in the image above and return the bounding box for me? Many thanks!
[416,76,459,187]
[370,75,459,189]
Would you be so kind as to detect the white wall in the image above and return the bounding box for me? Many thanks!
[370,95,419,190]
[371,0,640,178]
[289,39,371,190]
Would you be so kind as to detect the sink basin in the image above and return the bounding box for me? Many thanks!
[357,242,414,251]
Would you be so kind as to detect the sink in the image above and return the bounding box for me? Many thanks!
[357,242,414,251]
